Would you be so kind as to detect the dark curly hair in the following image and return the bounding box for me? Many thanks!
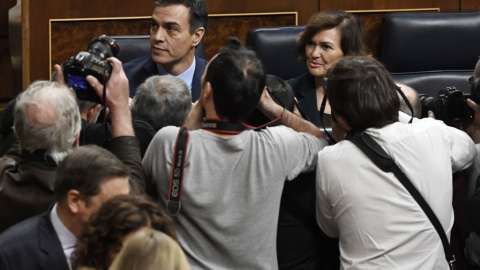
[71,195,177,270]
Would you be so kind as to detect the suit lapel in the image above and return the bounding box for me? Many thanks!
[143,58,158,77]
[191,56,207,102]
[295,74,320,126]
[37,210,70,270]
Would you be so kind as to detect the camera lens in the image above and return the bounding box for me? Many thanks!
[419,95,436,118]
[87,35,119,59]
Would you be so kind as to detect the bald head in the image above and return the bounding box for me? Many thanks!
[397,83,421,118]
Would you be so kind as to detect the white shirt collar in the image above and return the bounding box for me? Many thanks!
[50,203,77,270]
[156,57,196,93]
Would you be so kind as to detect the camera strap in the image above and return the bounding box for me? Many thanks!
[167,127,189,216]
[200,118,286,133]
[200,119,251,134]
[347,130,456,270]
[319,95,336,144]
[396,85,414,124]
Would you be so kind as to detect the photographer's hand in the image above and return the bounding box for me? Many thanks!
[257,87,326,140]
[183,101,204,130]
[463,98,480,143]
[86,57,134,138]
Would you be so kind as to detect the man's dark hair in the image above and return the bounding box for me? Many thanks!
[325,56,399,130]
[295,9,370,62]
[245,74,295,127]
[204,37,266,123]
[154,0,208,34]
[54,145,130,205]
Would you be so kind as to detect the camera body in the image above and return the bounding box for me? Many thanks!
[420,86,474,125]
[62,35,119,103]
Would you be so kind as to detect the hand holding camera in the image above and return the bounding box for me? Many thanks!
[420,86,475,126]
[62,35,119,104]
[55,34,134,138]
[462,99,480,143]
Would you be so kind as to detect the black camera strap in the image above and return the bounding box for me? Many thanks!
[102,74,109,141]
[167,127,189,216]
[200,119,251,134]
[347,130,456,270]
[396,85,414,124]
[319,95,336,144]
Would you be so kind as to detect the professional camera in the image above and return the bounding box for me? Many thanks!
[419,86,474,125]
[62,35,119,103]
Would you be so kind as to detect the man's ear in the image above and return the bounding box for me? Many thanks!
[192,27,205,47]
[73,132,80,147]
[67,189,82,214]
[203,81,212,101]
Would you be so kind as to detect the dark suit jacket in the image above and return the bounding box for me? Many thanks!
[0,208,69,270]
[0,136,145,233]
[123,55,207,101]
[287,73,320,127]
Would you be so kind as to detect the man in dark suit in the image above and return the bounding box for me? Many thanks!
[0,145,131,270]
[124,0,208,101]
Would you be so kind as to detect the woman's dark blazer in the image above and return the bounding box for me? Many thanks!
[287,73,321,127]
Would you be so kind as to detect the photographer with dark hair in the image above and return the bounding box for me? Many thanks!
[143,38,328,269]
[316,56,475,269]
[124,0,208,100]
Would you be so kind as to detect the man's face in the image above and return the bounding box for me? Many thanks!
[150,5,199,74]
[77,176,130,225]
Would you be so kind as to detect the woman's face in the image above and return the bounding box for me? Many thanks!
[305,27,344,78]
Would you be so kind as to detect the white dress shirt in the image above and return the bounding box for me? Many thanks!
[156,57,196,92]
[50,203,77,270]
[316,118,476,269]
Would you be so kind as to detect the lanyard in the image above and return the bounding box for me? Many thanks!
[167,127,189,216]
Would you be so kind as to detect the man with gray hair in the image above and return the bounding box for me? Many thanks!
[0,81,81,233]
[0,57,145,233]
[131,75,192,157]
[14,81,81,163]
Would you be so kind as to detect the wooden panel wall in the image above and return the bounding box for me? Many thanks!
[49,13,297,76]
[0,0,477,104]
[0,0,16,105]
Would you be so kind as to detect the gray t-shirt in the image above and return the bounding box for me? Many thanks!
[143,125,327,270]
